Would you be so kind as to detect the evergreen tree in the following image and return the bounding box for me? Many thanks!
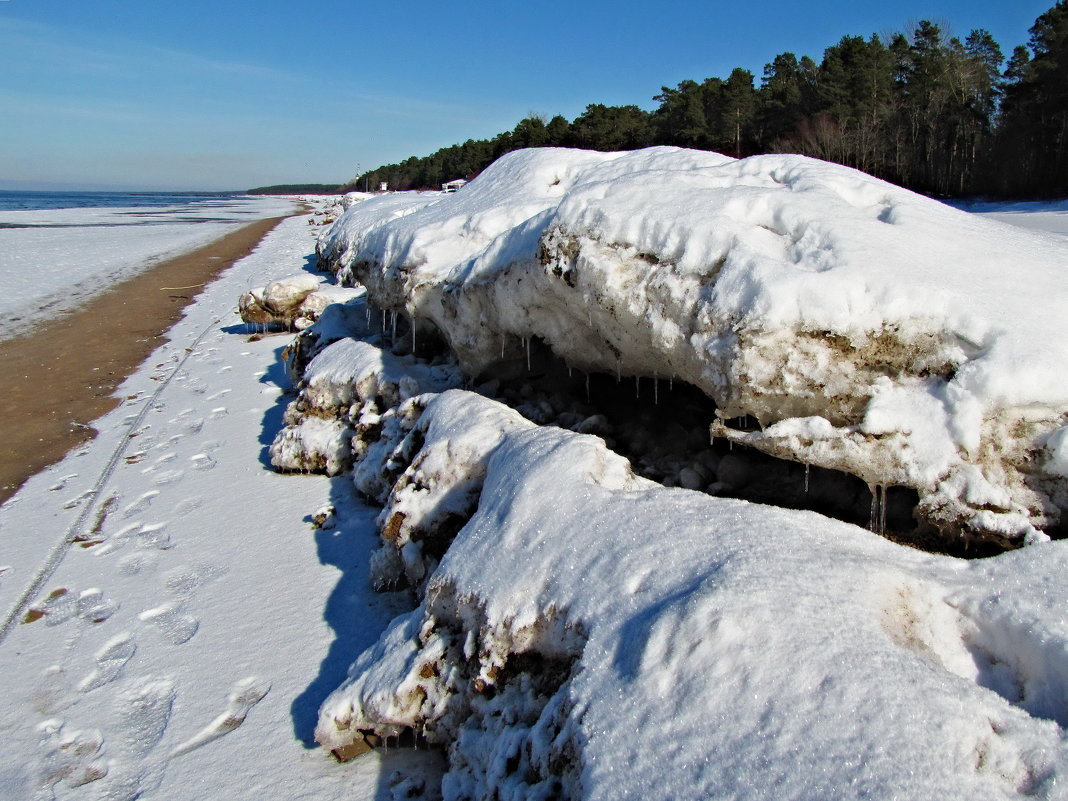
[570,104,654,150]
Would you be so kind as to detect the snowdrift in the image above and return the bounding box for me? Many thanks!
[316,147,1068,544]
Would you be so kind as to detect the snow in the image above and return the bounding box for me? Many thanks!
[317,147,1068,543]
[239,273,363,331]
[2,151,1068,801]
[0,196,296,342]
[0,206,442,800]
[317,389,1068,800]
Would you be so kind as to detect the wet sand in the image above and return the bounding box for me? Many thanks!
[0,215,292,503]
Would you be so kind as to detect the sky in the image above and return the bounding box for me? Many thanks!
[0,0,1056,191]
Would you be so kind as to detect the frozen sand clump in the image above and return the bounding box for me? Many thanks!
[317,147,1068,544]
[316,388,1068,800]
[238,273,362,331]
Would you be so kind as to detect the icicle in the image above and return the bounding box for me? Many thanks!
[381,308,386,331]
[588,308,592,326]
[412,320,417,354]
[868,484,878,532]
[525,337,531,371]
[616,362,621,383]
[365,302,371,326]
[635,375,640,399]
[804,463,810,494]
[567,366,572,378]
[879,485,888,534]
[585,372,590,403]
[669,376,674,391]
[654,374,659,405]
[501,335,505,360]
[391,311,397,341]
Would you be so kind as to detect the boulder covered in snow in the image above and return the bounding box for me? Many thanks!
[238,274,362,331]
[314,146,1068,545]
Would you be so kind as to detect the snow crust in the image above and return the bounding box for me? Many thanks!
[316,147,1068,542]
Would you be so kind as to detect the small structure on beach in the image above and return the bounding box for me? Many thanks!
[441,178,467,193]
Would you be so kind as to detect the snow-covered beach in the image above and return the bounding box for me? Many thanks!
[1,150,1067,801]
[0,196,295,343]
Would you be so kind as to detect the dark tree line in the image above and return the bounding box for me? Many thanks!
[349,2,1068,198]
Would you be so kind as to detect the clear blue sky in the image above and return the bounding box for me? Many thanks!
[0,0,1055,190]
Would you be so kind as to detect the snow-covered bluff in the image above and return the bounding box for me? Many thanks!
[316,147,1068,544]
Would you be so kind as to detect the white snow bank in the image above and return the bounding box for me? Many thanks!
[317,388,1068,800]
[238,273,362,330]
[316,147,1068,542]
[270,318,460,475]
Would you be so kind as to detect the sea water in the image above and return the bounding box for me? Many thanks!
[0,190,244,213]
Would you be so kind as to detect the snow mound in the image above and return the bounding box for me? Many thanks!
[238,274,362,331]
[317,388,1068,800]
[269,327,460,475]
[317,147,1068,544]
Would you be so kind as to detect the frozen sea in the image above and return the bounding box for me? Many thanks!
[0,192,298,342]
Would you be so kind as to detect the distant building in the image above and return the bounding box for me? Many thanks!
[442,179,467,193]
[378,182,388,192]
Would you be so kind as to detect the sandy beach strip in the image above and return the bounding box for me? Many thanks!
[0,214,294,502]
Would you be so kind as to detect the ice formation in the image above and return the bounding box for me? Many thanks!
[240,168,1068,797]
[315,386,1068,800]
[269,296,460,475]
[238,273,362,331]
[316,147,1068,544]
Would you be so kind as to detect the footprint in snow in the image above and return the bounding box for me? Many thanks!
[170,677,270,758]
[78,632,136,693]
[118,553,157,576]
[139,602,199,645]
[190,453,216,471]
[150,469,186,487]
[123,490,159,518]
[63,490,94,510]
[136,523,173,551]
[23,587,118,626]
[206,389,231,401]
[36,719,108,789]
[117,678,176,758]
[48,473,78,492]
[209,407,227,420]
[173,496,204,515]
[75,588,119,624]
[181,417,206,435]
[23,588,76,626]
